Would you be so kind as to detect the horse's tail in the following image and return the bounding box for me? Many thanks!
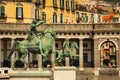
[8,41,19,59]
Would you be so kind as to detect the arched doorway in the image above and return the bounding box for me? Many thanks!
[100,41,116,68]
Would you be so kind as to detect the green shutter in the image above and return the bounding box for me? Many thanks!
[16,7,18,18]
[85,16,88,22]
[21,7,23,18]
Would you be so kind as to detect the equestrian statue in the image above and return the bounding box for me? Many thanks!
[8,20,56,68]
[54,39,78,66]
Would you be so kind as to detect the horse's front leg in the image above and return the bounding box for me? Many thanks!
[19,51,28,68]
[12,58,19,68]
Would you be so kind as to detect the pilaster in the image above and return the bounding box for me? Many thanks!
[11,38,15,68]
[51,39,55,68]
[79,38,84,70]
[0,38,2,67]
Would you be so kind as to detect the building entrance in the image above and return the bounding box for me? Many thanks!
[100,41,116,68]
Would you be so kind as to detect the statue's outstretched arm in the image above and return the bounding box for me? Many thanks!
[36,21,45,27]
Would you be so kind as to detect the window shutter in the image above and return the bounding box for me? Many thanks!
[60,13,63,23]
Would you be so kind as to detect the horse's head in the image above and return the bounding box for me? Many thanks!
[43,26,57,38]
[70,42,78,49]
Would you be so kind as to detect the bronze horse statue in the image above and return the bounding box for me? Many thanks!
[54,39,78,66]
[8,26,56,68]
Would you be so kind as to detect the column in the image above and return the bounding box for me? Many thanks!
[0,38,2,67]
[79,38,84,70]
[37,54,42,70]
[94,38,100,76]
[117,38,120,76]
[65,57,70,66]
[51,39,55,68]
[94,38,100,68]
[11,38,15,68]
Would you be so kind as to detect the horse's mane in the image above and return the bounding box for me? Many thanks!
[43,26,53,33]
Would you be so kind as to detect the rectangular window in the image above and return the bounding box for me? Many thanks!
[76,12,80,23]
[81,13,85,22]
[36,0,40,5]
[16,7,23,19]
[42,12,46,22]
[83,43,88,47]
[53,0,57,8]
[83,53,88,63]
[66,0,70,11]
[42,0,46,8]
[97,15,101,23]
[71,0,75,12]
[60,0,64,9]
[0,6,5,17]
[91,14,94,23]
[35,9,39,20]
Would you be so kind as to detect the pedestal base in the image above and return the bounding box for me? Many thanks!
[54,67,76,80]
[8,69,51,80]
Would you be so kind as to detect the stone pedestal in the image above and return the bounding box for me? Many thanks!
[8,70,51,80]
[54,67,76,80]
[94,68,99,76]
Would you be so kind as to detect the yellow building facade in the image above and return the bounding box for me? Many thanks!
[42,0,78,24]
[0,1,35,23]
[0,0,119,24]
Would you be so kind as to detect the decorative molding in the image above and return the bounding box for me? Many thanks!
[16,2,23,6]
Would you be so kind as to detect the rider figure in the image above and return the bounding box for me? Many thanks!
[27,20,44,41]
[27,20,46,57]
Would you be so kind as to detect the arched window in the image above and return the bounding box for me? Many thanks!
[53,12,57,23]
[100,41,116,68]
